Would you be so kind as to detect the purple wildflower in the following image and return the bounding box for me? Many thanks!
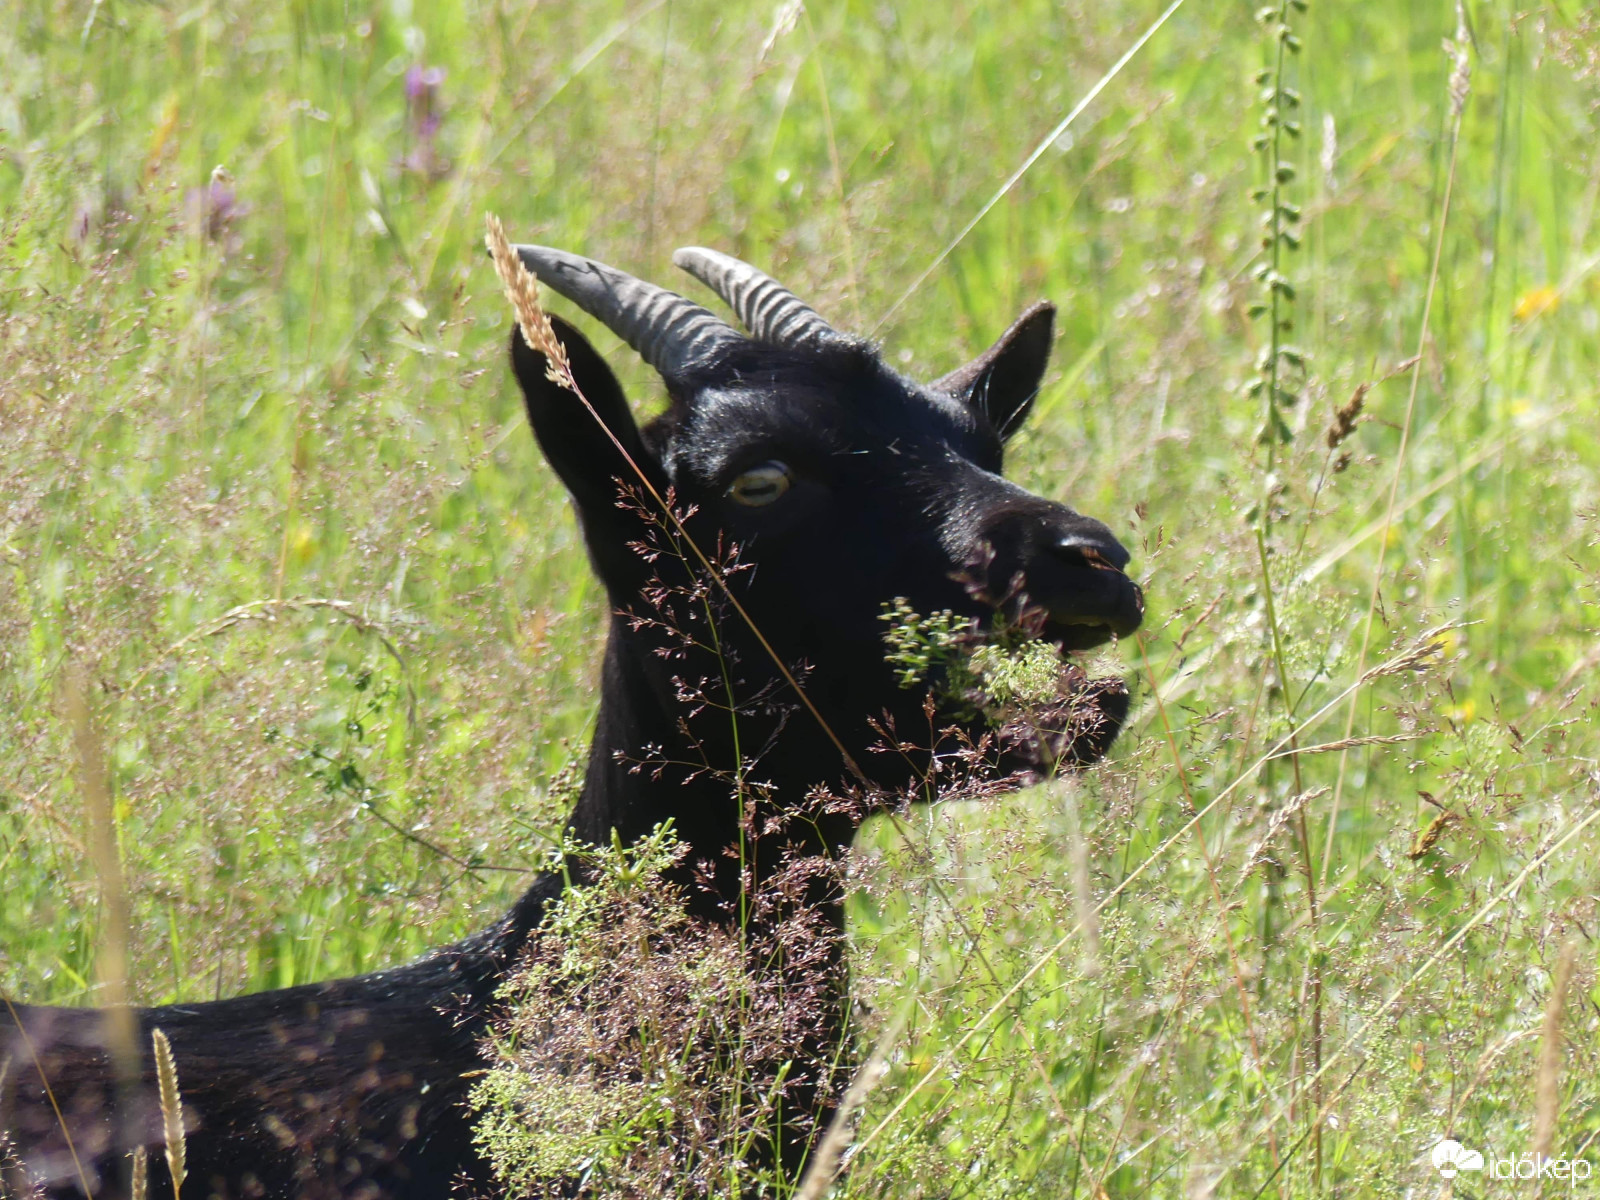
[185,167,243,242]
[403,66,449,178]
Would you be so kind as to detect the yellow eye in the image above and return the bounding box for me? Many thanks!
[727,461,793,507]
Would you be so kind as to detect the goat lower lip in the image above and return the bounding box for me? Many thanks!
[1043,618,1118,654]
[1042,581,1144,646]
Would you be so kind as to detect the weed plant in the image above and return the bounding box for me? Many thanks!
[469,824,832,1200]
[2,0,1598,1196]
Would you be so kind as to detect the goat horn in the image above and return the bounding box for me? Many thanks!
[511,244,742,379]
[672,247,845,349]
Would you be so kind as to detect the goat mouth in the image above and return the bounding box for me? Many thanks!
[1039,577,1145,652]
[1042,619,1119,653]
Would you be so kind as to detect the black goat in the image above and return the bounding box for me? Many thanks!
[0,245,1144,1199]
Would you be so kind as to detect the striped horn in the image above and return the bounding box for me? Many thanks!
[512,244,742,379]
[671,247,846,349]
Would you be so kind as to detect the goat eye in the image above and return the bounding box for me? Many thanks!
[727,461,793,507]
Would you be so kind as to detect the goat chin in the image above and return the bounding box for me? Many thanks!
[3,245,1142,1199]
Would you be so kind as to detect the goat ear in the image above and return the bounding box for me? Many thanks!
[932,302,1055,439]
[510,315,666,589]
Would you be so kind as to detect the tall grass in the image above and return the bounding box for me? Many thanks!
[2,0,1597,1194]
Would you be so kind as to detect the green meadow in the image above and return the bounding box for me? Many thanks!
[2,0,1598,1193]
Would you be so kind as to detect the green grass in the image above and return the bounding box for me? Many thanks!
[3,0,1598,1194]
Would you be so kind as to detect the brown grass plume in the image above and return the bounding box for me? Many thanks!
[484,213,574,392]
[151,1027,187,1200]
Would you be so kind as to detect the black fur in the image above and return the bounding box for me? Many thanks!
[3,271,1144,1199]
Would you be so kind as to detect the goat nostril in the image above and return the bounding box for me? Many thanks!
[1053,535,1130,572]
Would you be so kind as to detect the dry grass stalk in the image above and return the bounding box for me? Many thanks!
[484,213,574,392]
[65,664,140,1089]
[1239,787,1326,886]
[1445,0,1472,118]
[1267,732,1427,760]
[1533,938,1578,1155]
[130,1146,148,1200]
[1360,624,1457,682]
[1057,779,1102,974]
[792,1020,898,1200]
[756,0,804,66]
[151,1027,187,1199]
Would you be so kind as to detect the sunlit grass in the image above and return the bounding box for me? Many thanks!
[2,0,1597,1194]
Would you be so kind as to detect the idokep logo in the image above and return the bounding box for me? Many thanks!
[1486,1152,1594,1183]
[1429,1138,1596,1184]
[1432,1140,1485,1179]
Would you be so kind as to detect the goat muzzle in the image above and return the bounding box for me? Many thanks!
[1015,532,1145,651]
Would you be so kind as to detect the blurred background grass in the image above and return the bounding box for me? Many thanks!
[2,0,1597,1193]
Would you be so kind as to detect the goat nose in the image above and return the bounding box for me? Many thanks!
[1023,520,1144,648]
[1051,531,1131,573]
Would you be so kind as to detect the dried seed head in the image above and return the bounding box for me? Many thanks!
[1325,381,1369,449]
[484,213,575,393]
[152,1027,187,1199]
[1362,624,1456,682]
[1406,808,1457,860]
[1445,0,1472,118]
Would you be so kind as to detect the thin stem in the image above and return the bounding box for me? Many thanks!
[1319,28,1471,895]
[1250,2,1318,1181]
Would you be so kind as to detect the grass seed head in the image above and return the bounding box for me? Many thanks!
[1325,381,1369,449]
[485,212,574,393]
[152,1027,187,1199]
